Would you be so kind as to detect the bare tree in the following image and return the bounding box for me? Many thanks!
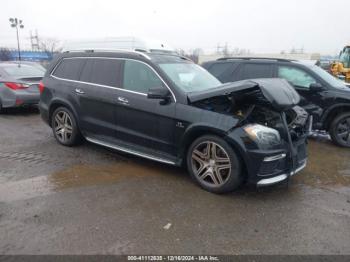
[176,48,187,57]
[186,48,203,63]
[39,38,62,54]
[222,44,231,57]
[0,48,12,61]
[174,48,203,63]
[231,47,251,56]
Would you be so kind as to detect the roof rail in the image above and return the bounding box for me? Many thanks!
[179,55,193,62]
[217,57,294,62]
[63,48,151,60]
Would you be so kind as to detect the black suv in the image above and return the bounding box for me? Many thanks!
[39,50,309,193]
[203,57,350,147]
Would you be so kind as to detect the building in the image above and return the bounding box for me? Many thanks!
[0,48,53,62]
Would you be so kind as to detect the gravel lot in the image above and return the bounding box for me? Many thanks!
[0,108,350,255]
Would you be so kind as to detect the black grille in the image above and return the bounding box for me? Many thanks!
[298,144,306,159]
[258,159,286,176]
[296,144,307,165]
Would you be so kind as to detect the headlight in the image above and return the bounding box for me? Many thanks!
[243,124,281,146]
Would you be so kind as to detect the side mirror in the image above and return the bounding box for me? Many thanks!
[309,83,323,92]
[147,87,170,100]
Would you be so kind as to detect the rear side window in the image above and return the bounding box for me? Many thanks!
[80,59,123,87]
[206,62,239,82]
[123,60,163,93]
[207,63,233,77]
[52,59,85,80]
[238,63,272,80]
[79,59,123,87]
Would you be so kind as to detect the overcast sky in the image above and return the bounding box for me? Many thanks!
[1,0,349,54]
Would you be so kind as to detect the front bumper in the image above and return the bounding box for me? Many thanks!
[257,159,307,186]
[226,127,308,187]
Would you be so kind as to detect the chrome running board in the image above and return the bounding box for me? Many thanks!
[85,136,176,165]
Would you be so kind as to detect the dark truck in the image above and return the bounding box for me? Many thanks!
[203,57,350,147]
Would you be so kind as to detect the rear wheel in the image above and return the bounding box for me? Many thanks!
[186,135,242,194]
[329,112,350,147]
[51,107,82,146]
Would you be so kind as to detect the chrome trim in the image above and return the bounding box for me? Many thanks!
[75,88,85,94]
[257,158,307,186]
[263,153,286,162]
[290,160,307,176]
[257,174,288,186]
[50,57,177,102]
[85,136,176,165]
[51,75,147,97]
[308,115,313,134]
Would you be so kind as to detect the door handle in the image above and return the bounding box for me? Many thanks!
[117,96,129,104]
[75,88,85,94]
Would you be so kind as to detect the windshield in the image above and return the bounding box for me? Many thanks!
[309,65,347,89]
[159,63,221,92]
[2,64,45,78]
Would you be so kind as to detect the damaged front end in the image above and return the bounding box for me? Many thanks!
[188,78,310,186]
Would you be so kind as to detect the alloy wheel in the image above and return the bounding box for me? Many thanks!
[336,117,350,145]
[191,141,231,187]
[54,111,73,143]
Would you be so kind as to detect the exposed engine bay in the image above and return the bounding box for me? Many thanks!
[192,89,309,140]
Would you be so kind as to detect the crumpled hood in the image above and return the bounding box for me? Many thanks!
[187,78,301,111]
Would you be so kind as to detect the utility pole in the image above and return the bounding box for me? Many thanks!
[216,43,224,55]
[9,18,24,62]
[30,30,40,51]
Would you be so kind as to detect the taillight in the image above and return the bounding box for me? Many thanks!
[38,82,45,94]
[4,82,28,90]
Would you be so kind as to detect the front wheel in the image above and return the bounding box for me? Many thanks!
[186,135,242,194]
[329,112,350,147]
[51,107,82,146]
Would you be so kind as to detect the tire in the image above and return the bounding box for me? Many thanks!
[51,107,82,146]
[186,135,242,194]
[329,112,350,147]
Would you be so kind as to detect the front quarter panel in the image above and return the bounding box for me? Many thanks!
[174,103,239,156]
[225,127,288,181]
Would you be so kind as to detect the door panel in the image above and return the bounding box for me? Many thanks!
[78,83,119,139]
[115,92,176,155]
[77,58,123,140]
[115,60,176,156]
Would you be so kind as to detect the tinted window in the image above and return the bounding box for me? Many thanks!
[208,63,233,78]
[88,59,123,87]
[79,60,93,83]
[278,66,316,89]
[239,63,272,80]
[123,60,163,93]
[53,59,85,80]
